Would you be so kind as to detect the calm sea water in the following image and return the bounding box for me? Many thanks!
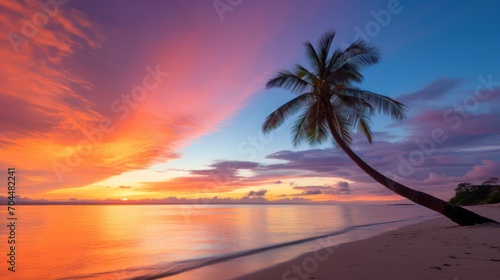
[0,204,437,280]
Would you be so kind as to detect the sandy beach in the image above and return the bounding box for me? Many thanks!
[234,205,500,280]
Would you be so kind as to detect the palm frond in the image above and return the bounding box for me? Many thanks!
[291,107,311,146]
[328,62,363,85]
[304,41,322,69]
[266,69,311,93]
[262,93,312,133]
[327,48,343,72]
[329,107,353,147]
[303,101,329,144]
[262,31,392,148]
[318,31,335,70]
[346,41,380,65]
[331,40,380,73]
[343,88,406,121]
[357,115,373,143]
[295,64,320,89]
[332,94,374,116]
[332,95,373,142]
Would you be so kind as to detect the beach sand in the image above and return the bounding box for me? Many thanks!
[234,204,500,280]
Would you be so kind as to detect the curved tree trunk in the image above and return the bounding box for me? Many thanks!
[324,112,497,226]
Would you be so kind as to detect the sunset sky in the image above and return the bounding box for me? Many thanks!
[1,0,499,203]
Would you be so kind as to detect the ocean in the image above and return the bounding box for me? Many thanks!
[1,204,437,279]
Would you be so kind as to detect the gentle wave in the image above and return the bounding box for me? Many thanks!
[60,216,428,280]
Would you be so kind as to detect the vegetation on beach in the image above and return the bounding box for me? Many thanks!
[450,177,500,206]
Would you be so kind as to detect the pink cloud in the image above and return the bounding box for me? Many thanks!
[0,4,204,195]
[0,1,301,199]
[464,160,500,181]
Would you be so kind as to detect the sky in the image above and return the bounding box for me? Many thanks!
[0,0,499,203]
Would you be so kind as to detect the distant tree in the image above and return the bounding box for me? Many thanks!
[485,192,500,204]
[455,182,472,192]
[483,177,500,192]
[450,178,500,206]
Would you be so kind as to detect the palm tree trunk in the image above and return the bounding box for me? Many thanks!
[324,112,497,226]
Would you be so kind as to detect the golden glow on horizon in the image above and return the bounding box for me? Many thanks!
[41,175,402,202]
[96,168,191,187]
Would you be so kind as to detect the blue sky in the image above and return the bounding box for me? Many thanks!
[1,0,499,201]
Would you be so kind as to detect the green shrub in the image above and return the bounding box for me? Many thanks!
[485,192,500,204]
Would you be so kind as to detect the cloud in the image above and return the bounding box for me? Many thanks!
[0,1,114,196]
[191,161,261,177]
[139,160,266,195]
[397,77,463,105]
[248,189,268,197]
[0,195,314,205]
[293,181,351,195]
[187,160,262,187]
[335,181,351,194]
[245,91,500,200]
[464,160,500,182]
[300,189,322,195]
[264,149,351,175]
[3,3,498,204]
[0,1,282,198]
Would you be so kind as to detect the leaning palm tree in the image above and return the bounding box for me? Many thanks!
[262,31,496,226]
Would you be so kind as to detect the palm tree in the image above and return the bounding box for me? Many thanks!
[262,31,497,226]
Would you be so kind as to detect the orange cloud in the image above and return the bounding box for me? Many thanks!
[0,1,281,199]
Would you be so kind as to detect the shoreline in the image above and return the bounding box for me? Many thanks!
[233,205,500,280]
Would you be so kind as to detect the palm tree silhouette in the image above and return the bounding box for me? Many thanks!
[262,31,496,226]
